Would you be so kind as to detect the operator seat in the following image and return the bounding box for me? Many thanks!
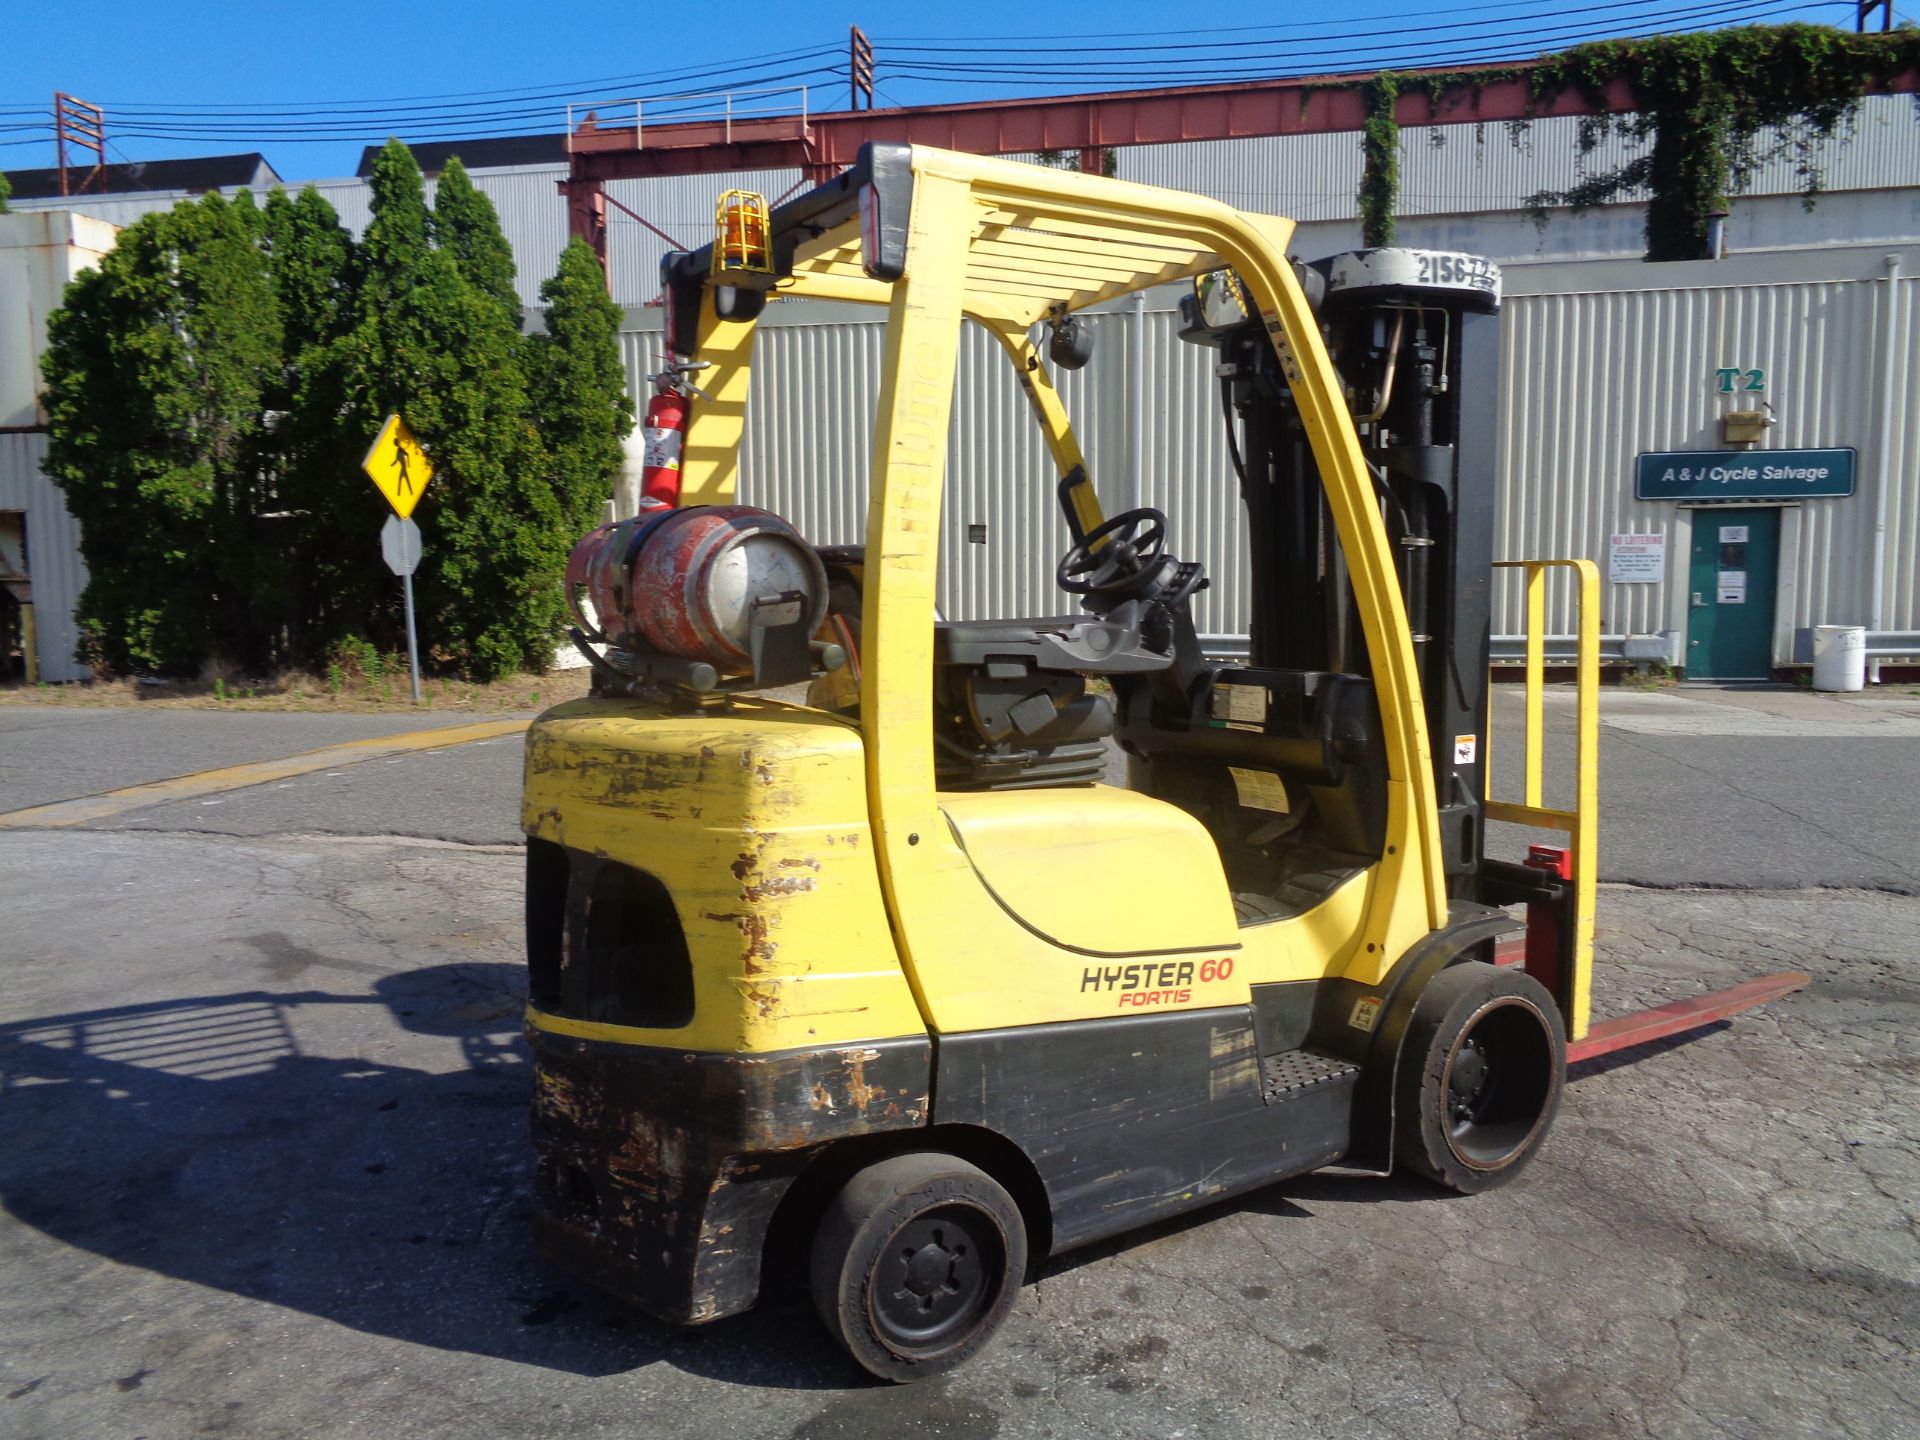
[931,612,1170,790]
[811,501,1212,793]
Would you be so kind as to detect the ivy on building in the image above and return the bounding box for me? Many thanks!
[1353,24,1920,261]
[1358,72,1402,247]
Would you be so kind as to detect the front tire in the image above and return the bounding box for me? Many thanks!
[1395,962,1566,1194]
[809,1152,1027,1383]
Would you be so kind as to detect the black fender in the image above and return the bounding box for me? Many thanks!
[1333,905,1521,1174]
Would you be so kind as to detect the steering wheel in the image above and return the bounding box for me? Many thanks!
[1057,507,1168,597]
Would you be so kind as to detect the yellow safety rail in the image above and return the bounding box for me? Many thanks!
[1484,558,1599,1039]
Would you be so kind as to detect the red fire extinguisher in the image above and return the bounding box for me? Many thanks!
[639,360,711,508]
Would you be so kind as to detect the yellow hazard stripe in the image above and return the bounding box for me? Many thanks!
[0,718,529,829]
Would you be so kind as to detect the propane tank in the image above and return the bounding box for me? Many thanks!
[566,506,828,677]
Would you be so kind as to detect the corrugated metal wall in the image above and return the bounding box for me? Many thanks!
[0,431,89,683]
[1886,273,1920,633]
[35,168,1894,304]
[618,243,1920,658]
[1072,95,1920,221]
[5,164,807,311]
[621,303,1248,636]
[1496,257,1920,643]
[1293,187,1920,268]
[11,115,1918,676]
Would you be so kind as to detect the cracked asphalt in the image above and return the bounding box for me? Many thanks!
[2,685,1917,1438]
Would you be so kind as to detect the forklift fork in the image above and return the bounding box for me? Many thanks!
[1480,558,1808,1061]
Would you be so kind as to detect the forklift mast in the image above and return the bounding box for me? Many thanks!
[1204,249,1502,895]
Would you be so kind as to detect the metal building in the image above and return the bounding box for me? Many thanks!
[0,210,117,683]
[5,98,1919,679]
[9,94,1920,306]
[615,236,1920,676]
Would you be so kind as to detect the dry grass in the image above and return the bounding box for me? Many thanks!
[0,655,591,714]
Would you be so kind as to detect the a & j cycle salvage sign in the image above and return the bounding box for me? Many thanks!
[1634,448,1855,501]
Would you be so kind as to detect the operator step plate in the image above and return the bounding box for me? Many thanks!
[1260,1048,1360,1106]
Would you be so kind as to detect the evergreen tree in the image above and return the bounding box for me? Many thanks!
[230,187,264,236]
[261,184,366,663]
[41,194,283,674]
[356,138,433,323]
[0,172,11,212]
[41,140,604,681]
[531,238,634,536]
[263,186,357,358]
[432,156,521,328]
[342,139,561,679]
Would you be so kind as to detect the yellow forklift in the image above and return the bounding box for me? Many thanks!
[521,144,1806,1380]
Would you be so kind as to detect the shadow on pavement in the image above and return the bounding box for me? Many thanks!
[6,943,1676,1396]
[0,959,853,1390]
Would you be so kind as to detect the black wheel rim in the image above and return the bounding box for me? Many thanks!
[1442,998,1557,1170]
[868,1203,1006,1357]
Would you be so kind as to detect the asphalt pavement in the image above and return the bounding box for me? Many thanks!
[6,683,1919,891]
[2,831,1914,1440]
[1486,684,1920,893]
[0,706,526,817]
[1,683,1917,1439]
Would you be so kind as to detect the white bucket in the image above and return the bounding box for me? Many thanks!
[1812,625,1866,692]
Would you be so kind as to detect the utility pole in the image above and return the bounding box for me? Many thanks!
[53,93,105,197]
[850,27,875,112]
[1857,0,1891,31]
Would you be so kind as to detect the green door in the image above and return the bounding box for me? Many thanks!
[1685,507,1779,680]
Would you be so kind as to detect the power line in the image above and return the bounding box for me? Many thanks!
[92,58,842,126]
[95,67,844,143]
[84,4,1792,144]
[1,8,1867,168]
[875,3,1814,86]
[875,0,1806,76]
[80,43,845,114]
[0,45,846,157]
[873,0,1823,42]
[876,0,1790,54]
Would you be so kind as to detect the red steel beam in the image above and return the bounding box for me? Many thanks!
[566,61,1643,181]
[561,56,1920,278]
[567,60,1920,183]
[1567,971,1811,1065]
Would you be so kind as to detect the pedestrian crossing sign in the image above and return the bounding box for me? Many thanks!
[362,413,434,519]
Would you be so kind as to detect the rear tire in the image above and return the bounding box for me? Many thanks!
[1395,962,1566,1194]
[809,1152,1027,1383]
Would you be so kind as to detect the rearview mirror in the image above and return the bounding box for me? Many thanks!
[1193,269,1252,331]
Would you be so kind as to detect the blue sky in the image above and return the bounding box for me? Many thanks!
[3,0,1867,182]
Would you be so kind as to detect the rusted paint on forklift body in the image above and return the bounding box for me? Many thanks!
[529,1030,928,1322]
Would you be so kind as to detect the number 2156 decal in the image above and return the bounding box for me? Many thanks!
[1414,252,1497,293]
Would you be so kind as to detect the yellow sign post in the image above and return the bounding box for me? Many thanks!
[361,413,434,519]
[362,414,433,702]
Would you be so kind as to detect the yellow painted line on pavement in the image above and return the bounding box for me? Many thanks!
[0,718,530,830]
